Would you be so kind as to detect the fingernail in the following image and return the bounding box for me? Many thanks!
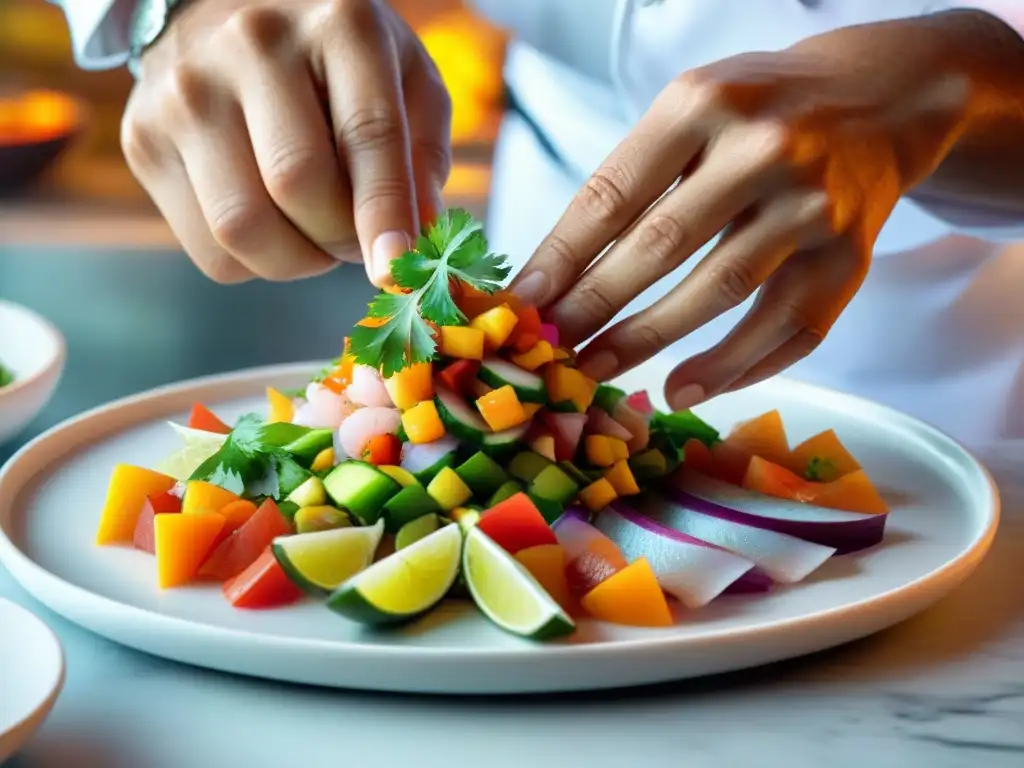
[371,231,411,285]
[511,271,550,305]
[668,383,706,411]
[577,350,619,381]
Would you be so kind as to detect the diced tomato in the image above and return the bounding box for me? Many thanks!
[199,499,292,580]
[477,493,558,554]
[682,438,715,476]
[625,391,654,417]
[709,441,752,486]
[187,403,231,434]
[132,492,182,554]
[507,305,542,352]
[743,456,817,502]
[437,359,480,396]
[223,548,303,609]
[364,433,402,466]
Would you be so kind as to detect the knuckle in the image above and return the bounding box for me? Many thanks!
[262,142,323,201]
[354,176,413,216]
[709,260,758,310]
[578,166,632,225]
[330,0,380,34]
[789,324,827,357]
[337,105,403,154]
[164,64,213,120]
[541,233,582,271]
[636,214,689,263]
[573,277,621,324]
[208,197,266,252]
[671,70,722,119]
[634,321,673,353]
[226,6,289,51]
[414,139,452,185]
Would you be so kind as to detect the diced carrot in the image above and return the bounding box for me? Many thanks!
[187,403,230,434]
[402,400,446,444]
[789,429,861,480]
[132,492,182,554]
[95,465,177,546]
[579,477,618,512]
[726,410,790,467]
[515,544,574,613]
[683,438,715,476]
[475,385,528,431]
[470,304,520,351]
[199,499,291,581]
[181,480,240,516]
[510,340,555,372]
[383,362,434,410]
[437,359,480,396]
[365,433,402,466]
[508,304,543,352]
[809,470,889,514]
[223,547,303,609]
[267,387,294,423]
[743,455,817,503]
[439,326,485,360]
[580,558,673,627]
[477,493,558,554]
[154,512,226,589]
[604,460,640,496]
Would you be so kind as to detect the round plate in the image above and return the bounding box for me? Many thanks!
[0,362,999,695]
[0,599,65,762]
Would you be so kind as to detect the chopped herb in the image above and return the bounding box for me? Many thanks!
[0,362,14,389]
[593,384,626,413]
[806,457,839,483]
[349,208,511,376]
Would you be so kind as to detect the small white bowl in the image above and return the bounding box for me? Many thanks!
[0,301,66,445]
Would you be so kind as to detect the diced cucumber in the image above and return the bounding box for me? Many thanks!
[286,476,326,508]
[396,513,440,550]
[323,460,402,525]
[381,484,442,533]
[478,357,547,404]
[455,451,509,498]
[547,400,580,414]
[529,464,579,505]
[486,480,523,508]
[593,384,626,414]
[281,428,335,465]
[508,451,552,484]
[435,385,490,445]
[527,492,565,525]
[630,448,669,480]
[558,461,591,487]
[481,423,530,461]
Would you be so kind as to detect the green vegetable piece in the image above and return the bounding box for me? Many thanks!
[527,493,564,525]
[528,464,579,505]
[508,451,552,484]
[806,457,839,483]
[455,451,509,498]
[0,362,14,389]
[286,476,326,508]
[557,461,591,487]
[381,484,442,533]
[630,449,668,481]
[323,461,402,525]
[593,384,625,413]
[282,429,335,465]
[486,480,523,508]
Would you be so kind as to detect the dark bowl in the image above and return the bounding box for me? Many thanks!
[0,131,78,198]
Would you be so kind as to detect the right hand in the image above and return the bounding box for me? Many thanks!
[122,0,451,285]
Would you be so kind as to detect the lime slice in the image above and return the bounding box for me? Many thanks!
[463,527,575,640]
[272,519,384,595]
[155,422,228,480]
[395,513,439,551]
[327,523,462,625]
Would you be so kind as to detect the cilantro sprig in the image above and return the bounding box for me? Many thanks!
[349,208,511,376]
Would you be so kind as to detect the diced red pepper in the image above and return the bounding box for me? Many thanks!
[437,359,481,397]
[364,433,402,466]
[477,493,558,554]
[132,492,183,554]
[187,403,231,434]
[508,305,543,352]
[199,499,291,581]
[223,548,303,609]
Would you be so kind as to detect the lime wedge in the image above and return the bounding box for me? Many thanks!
[395,513,440,551]
[463,527,575,640]
[327,523,462,625]
[273,519,384,595]
[155,422,228,480]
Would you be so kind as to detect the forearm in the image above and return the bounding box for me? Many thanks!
[791,10,1024,217]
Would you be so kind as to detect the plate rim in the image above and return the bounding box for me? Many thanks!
[0,362,1001,669]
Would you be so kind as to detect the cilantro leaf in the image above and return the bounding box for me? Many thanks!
[349,291,436,377]
[805,457,838,483]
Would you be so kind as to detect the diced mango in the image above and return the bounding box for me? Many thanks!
[545,364,598,413]
[580,557,673,627]
[510,340,555,372]
[475,385,528,431]
[470,304,520,351]
[311,447,336,473]
[378,465,419,488]
[522,402,543,419]
[426,467,473,511]
[439,326,485,360]
[181,480,240,516]
[609,438,630,462]
[154,511,225,589]
[515,544,573,613]
[267,387,294,423]
[402,400,447,444]
[95,465,178,545]
[604,460,640,496]
[585,435,616,467]
[384,362,434,411]
[579,477,618,512]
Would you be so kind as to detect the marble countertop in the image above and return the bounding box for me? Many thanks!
[2,245,1023,768]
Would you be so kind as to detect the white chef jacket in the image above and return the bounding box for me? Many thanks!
[58,0,1024,452]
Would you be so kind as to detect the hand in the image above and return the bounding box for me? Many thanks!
[121,0,451,285]
[512,39,970,410]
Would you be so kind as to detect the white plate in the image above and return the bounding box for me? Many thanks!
[0,362,999,695]
[0,599,65,763]
[0,300,66,445]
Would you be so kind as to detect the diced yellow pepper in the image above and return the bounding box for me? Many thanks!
[426,467,473,511]
[378,465,419,488]
[584,434,616,467]
[604,460,640,496]
[475,385,528,431]
[470,304,520,351]
[311,447,336,473]
[522,402,543,419]
[579,477,618,512]
[384,362,434,410]
[439,326,485,360]
[402,400,447,444]
[267,387,294,423]
[545,364,598,413]
[609,438,630,462]
[510,340,555,372]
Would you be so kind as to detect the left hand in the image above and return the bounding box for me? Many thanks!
[510,43,970,410]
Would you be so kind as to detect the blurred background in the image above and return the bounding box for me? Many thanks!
[0,0,506,247]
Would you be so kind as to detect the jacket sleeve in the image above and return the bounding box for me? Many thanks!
[50,0,135,70]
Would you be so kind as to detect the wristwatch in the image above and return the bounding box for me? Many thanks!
[127,0,190,77]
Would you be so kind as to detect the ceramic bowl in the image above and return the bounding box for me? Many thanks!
[0,301,66,445]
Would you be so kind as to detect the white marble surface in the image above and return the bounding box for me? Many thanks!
[1,450,1022,768]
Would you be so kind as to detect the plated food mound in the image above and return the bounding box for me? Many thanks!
[94,209,890,640]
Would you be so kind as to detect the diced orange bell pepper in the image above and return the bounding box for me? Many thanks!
[545,364,598,413]
[267,387,294,423]
[154,511,226,589]
[579,477,618,512]
[475,385,528,431]
[521,402,543,419]
[809,470,889,515]
[383,362,434,410]
[726,410,791,467]
[439,326,485,360]
[95,465,178,546]
[181,480,240,516]
[508,304,543,352]
[187,403,231,434]
[470,304,520,351]
[515,544,574,613]
[402,400,447,444]
[510,340,555,372]
[604,460,640,496]
[585,435,616,467]
[580,557,673,627]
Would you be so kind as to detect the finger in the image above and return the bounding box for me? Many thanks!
[403,46,452,229]
[663,239,867,410]
[551,121,789,348]
[574,186,831,381]
[227,8,357,259]
[320,0,417,285]
[170,77,336,280]
[509,79,713,306]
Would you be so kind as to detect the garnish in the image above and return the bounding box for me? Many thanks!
[805,456,839,483]
[0,361,14,389]
[649,408,721,468]
[349,208,511,377]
